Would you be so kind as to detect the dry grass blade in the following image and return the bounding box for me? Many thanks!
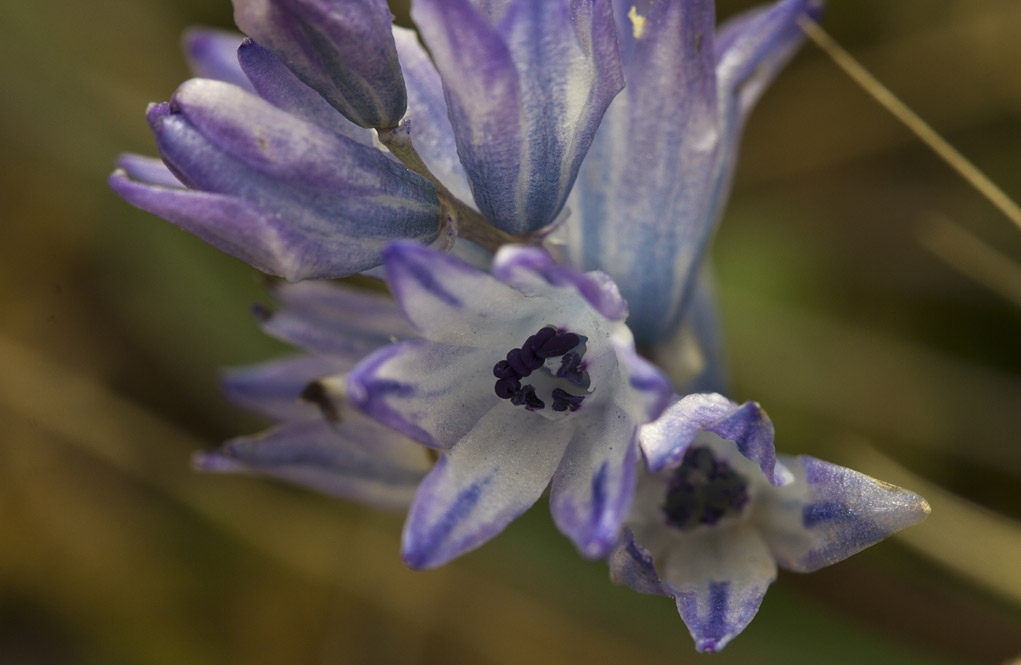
[839,438,1021,606]
[917,215,1021,308]
[799,16,1021,232]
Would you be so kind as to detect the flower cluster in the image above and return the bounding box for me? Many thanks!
[112,0,928,652]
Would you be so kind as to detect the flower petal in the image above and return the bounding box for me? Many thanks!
[563,0,720,347]
[194,418,429,510]
[231,0,407,128]
[141,80,440,279]
[115,153,183,189]
[703,401,788,487]
[382,241,530,348]
[181,27,255,91]
[109,169,313,279]
[609,527,667,596]
[716,0,822,130]
[412,0,624,234]
[660,524,777,653]
[391,26,474,206]
[757,455,931,573]
[639,392,734,473]
[221,354,348,421]
[346,340,497,449]
[492,245,627,321]
[401,406,572,568]
[237,38,376,146]
[649,267,730,393]
[259,281,415,360]
[550,403,639,558]
[611,337,672,423]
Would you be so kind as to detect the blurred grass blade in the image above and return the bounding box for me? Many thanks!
[799,16,1021,232]
[917,215,1021,308]
[841,438,1021,606]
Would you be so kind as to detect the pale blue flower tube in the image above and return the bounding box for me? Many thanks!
[564,0,824,347]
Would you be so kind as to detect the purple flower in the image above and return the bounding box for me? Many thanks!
[231,0,408,129]
[610,393,930,652]
[195,280,430,509]
[411,0,625,235]
[111,78,441,281]
[342,242,671,568]
[560,0,823,348]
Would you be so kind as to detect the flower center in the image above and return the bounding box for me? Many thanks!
[662,446,749,530]
[492,326,590,413]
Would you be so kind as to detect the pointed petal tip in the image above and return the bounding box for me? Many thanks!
[191,449,242,473]
[145,101,171,126]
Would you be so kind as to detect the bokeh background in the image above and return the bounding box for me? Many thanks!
[2,0,1019,663]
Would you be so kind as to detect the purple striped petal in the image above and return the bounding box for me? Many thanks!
[391,26,474,206]
[382,242,528,348]
[550,403,639,558]
[640,393,734,473]
[237,39,376,146]
[110,169,317,280]
[401,406,572,569]
[757,455,931,573]
[609,528,667,596]
[194,418,430,510]
[564,0,720,347]
[345,340,497,449]
[612,340,672,423]
[134,80,439,279]
[660,525,777,653]
[231,0,407,128]
[259,281,415,360]
[412,0,624,234]
[221,355,348,421]
[115,153,183,189]
[703,401,788,487]
[492,245,628,321]
[716,0,822,131]
[698,0,821,282]
[181,27,255,91]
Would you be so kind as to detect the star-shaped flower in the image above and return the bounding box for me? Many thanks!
[195,280,430,509]
[341,241,672,568]
[610,393,930,652]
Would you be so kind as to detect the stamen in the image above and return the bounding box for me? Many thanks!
[492,326,590,412]
[556,352,585,384]
[510,384,544,410]
[551,388,584,412]
[662,446,749,530]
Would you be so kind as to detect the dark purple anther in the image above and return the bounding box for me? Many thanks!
[492,326,588,412]
[551,388,585,412]
[505,348,531,376]
[523,326,557,353]
[662,447,749,530]
[492,360,519,379]
[518,344,540,371]
[556,352,585,384]
[510,385,545,410]
[536,331,581,358]
[494,377,521,399]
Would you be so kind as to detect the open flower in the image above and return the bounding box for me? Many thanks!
[610,393,930,652]
[195,280,430,509]
[561,0,823,348]
[342,241,671,568]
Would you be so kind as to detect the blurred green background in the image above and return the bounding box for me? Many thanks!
[1,0,1019,663]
